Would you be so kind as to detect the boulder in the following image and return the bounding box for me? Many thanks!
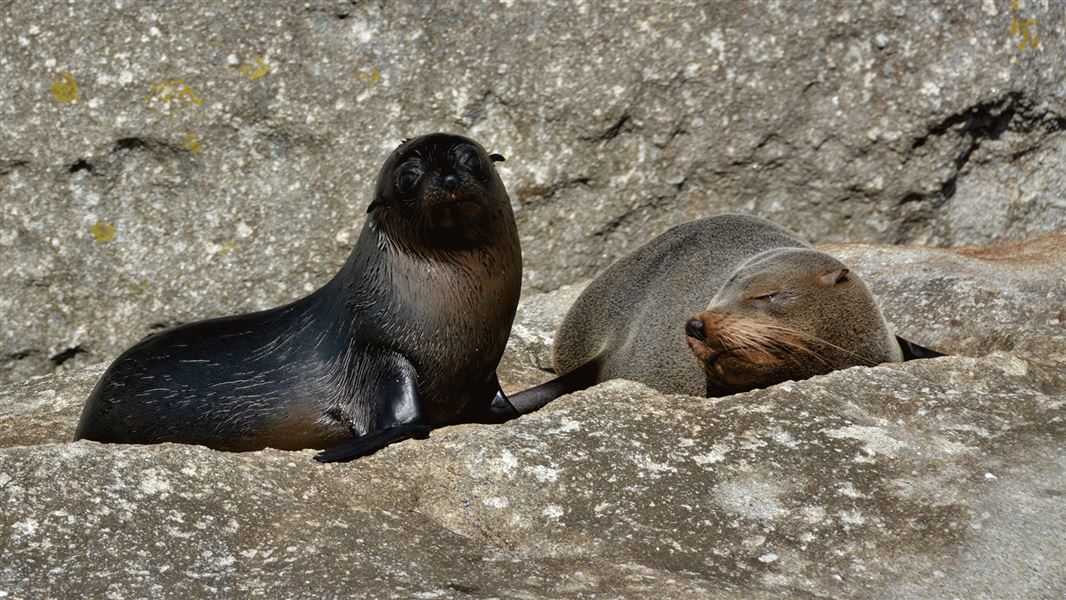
[3,1,1064,383]
[2,357,1063,599]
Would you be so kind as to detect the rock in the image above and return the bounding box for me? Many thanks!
[2,355,1063,599]
[2,231,1064,599]
[3,1,1064,383]
[2,3,1064,592]
[0,363,103,448]
[826,231,1066,364]
[500,282,587,382]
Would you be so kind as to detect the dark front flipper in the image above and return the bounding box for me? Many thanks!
[451,372,521,425]
[507,359,601,415]
[315,352,428,463]
[314,423,430,463]
[485,388,520,423]
[896,335,947,361]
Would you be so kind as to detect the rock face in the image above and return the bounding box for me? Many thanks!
[3,1,1064,383]
[2,2,1065,596]
[2,235,1065,599]
[2,362,1064,599]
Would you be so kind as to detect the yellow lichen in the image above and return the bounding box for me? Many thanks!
[217,241,237,256]
[146,79,203,111]
[91,221,116,242]
[356,67,380,85]
[130,281,150,295]
[51,72,79,103]
[1010,1,1039,49]
[240,56,271,81]
[183,133,202,153]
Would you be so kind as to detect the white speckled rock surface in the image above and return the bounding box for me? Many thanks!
[2,357,1063,599]
[2,0,1064,383]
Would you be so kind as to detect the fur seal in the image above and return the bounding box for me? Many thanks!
[509,214,942,410]
[75,133,522,462]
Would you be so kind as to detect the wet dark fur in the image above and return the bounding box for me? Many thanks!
[75,133,522,461]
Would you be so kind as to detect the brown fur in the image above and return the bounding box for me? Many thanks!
[510,215,910,409]
[685,248,900,396]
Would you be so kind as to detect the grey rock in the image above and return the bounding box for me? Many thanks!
[826,231,1066,364]
[0,363,103,449]
[2,355,1063,599]
[503,283,587,372]
[3,1,1065,383]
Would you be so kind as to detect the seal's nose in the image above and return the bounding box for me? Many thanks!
[686,318,706,342]
[441,173,460,191]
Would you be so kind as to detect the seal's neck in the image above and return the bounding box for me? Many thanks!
[321,216,520,317]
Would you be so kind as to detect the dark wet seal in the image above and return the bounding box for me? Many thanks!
[75,133,522,462]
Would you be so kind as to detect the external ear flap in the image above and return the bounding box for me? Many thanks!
[820,268,850,286]
[367,197,385,213]
[896,335,947,360]
[489,153,505,163]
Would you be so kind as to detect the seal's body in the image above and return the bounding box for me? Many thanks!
[76,133,522,462]
[510,214,940,411]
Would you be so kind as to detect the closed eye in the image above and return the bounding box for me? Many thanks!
[452,144,485,175]
[752,290,797,305]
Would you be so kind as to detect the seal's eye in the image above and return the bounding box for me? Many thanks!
[452,144,488,178]
[752,291,779,302]
[396,163,423,194]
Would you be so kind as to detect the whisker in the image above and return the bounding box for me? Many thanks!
[758,323,878,366]
[712,317,857,368]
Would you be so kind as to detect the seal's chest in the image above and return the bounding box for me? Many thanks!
[417,257,517,321]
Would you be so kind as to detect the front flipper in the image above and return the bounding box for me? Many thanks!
[486,388,521,423]
[451,372,521,425]
[896,335,947,361]
[314,352,429,463]
[507,358,601,414]
[314,423,429,463]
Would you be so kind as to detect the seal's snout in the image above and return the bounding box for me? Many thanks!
[441,173,460,191]
[685,318,707,342]
[685,312,726,370]
[685,311,734,354]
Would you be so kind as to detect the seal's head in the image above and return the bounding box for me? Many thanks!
[368,133,511,251]
[684,248,902,397]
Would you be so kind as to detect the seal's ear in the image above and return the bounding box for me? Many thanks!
[367,197,386,213]
[820,268,850,286]
[489,153,505,163]
[896,335,946,361]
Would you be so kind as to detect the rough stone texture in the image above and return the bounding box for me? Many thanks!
[2,233,1065,599]
[2,358,1063,599]
[826,232,1066,364]
[0,362,103,449]
[3,0,1065,383]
